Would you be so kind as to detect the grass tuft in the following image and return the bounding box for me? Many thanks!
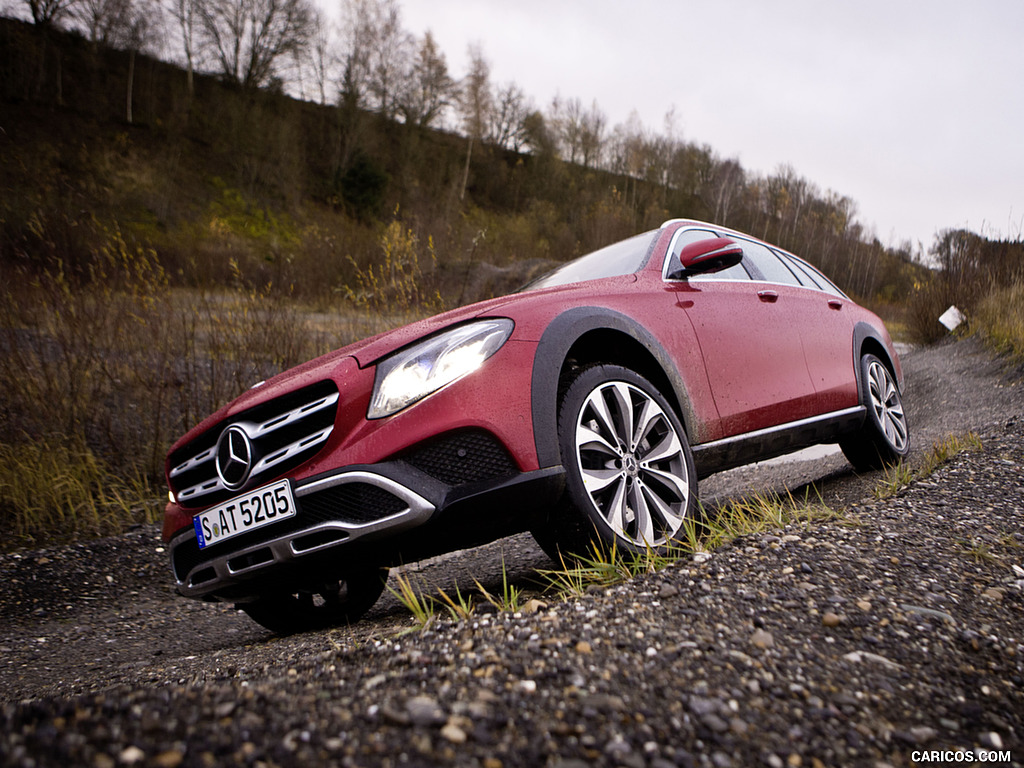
[874,431,983,500]
[386,571,437,635]
[474,557,524,613]
[436,583,476,622]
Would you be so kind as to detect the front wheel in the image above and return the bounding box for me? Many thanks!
[840,353,910,471]
[239,566,389,634]
[534,365,698,562]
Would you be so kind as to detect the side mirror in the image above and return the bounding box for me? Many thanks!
[669,237,744,279]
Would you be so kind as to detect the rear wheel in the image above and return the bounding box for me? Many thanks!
[840,353,910,471]
[239,566,389,634]
[534,365,698,562]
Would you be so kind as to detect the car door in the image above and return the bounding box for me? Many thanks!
[667,230,819,438]
[774,250,860,412]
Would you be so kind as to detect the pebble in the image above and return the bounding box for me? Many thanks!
[440,722,468,743]
[750,628,775,649]
[406,696,446,727]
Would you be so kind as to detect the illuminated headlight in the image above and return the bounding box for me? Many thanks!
[368,319,514,419]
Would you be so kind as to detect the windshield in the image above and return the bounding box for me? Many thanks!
[521,230,658,291]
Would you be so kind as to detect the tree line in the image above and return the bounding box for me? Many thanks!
[2,0,930,310]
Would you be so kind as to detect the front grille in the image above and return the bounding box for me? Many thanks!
[401,429,518,486]
[168,380,339,509]
[170,479,410,584]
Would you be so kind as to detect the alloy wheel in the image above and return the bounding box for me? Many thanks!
[867,360,908,452]
[573,380,691,546]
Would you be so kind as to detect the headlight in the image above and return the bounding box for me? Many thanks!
[368,318,514,419]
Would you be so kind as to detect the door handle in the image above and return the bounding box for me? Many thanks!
[828,299,843,310]
[757,290,779,303]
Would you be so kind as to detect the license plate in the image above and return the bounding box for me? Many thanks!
[194,480,296,550]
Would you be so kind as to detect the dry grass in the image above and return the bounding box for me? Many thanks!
[974,280,1024,363]
[0,223,437,551]
[0,437,160,549]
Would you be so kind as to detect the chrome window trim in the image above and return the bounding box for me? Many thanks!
[658,220,848,298]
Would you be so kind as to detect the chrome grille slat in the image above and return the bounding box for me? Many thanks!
[250,426,334,477]
[169,448,215,479]
[253,393,338,437]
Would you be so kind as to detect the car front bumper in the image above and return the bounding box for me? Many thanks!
[168,454,564,603]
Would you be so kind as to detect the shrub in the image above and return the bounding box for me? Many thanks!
[974,279,1024,362]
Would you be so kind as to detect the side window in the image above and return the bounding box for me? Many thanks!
[739,240,801,286]
[775,251,822,289]
[666,228,750,282]
[778,251,847,297]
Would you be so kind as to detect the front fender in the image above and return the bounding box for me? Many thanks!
[529,307,701,468]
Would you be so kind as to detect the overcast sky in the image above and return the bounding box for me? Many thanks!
[399,0,1023,254]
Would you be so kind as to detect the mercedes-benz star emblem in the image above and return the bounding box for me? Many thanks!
[216,425,254,490]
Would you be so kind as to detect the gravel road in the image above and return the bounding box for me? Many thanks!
[2,336,1024,768]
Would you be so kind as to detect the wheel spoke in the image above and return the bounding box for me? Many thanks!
[631,398,660,451]
[628,483,656,545]
[641,465,690,504]
[604,476,630,536]
[587,383,631,448]
[580,466,622,494]
[577,422,620,457]
[640,484,687,538]
[640,426,683,465]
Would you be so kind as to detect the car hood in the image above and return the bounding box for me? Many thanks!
[169,278,632,454]
[342,294,523,366]
[211,294,529,423]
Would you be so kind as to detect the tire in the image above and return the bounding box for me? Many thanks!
[840,353,910,471]
[534,364,698,562]
[239,566,389,634]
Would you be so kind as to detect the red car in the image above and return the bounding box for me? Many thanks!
[163,219,909,632]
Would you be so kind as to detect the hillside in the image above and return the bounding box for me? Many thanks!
[0,16,925,308]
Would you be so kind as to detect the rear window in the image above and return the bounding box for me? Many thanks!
[522,230,658,290]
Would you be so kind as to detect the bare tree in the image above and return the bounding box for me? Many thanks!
[548,95,581,163]
[196,0,314,88]
[74,0,130,43]
[578,100,606,169]
[458,43,491,199]
[70,0,162,119]
[119,0,163,122]
[24,0,77,26]
[340,0,410,118]
[167,0,199,94]
[337,0,371,110]
[459,43,491,140]
[490,81,531,151]
[298,6,337,104]
[703,157,744,224]
[365,0,409,118]
[397,31,454,127]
